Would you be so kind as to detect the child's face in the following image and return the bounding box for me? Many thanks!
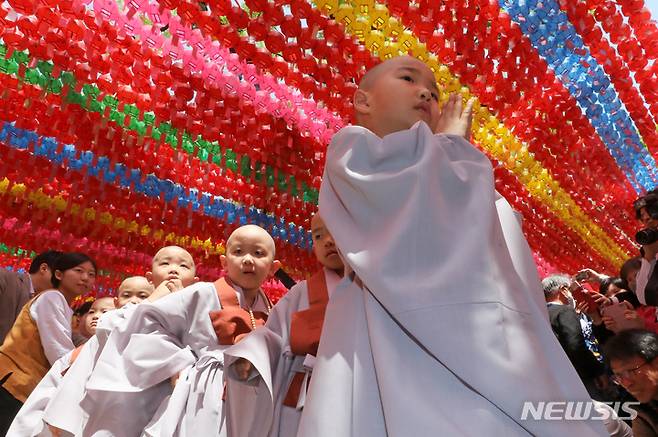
[221,226,279,293]
[55,261,97,297]
[311,215,343,273]
[84,297,115,335]
[115,276,154,307]
[355,56,441,137]
[148,246,197,288]
[73,313,92,339]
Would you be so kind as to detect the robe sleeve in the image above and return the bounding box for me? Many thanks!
[319,123,530,314]
[224,282,304,390]
[314,122,607,436]
[6,351,73,437]
[94,303,139,347]
[223,282,307,437]
[86,283,218,392]
[42,337,99,435]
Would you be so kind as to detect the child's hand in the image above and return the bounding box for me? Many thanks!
[233,357,253,381]
[48,425,63,437]
[147,279,184,302]
[165,278,184,292]
[170,372,180,388]
[434,93,474,140]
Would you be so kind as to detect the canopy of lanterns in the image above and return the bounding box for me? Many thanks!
[0,0,656,299]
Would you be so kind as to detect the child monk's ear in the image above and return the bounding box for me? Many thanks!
[145,271,154,284]
[220,254,227,269]
[113,297,120,308]
[353,89,371,116]
[269,260,281,277]
[193,276,200,284]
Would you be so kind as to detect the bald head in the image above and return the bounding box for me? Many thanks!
[354,55,441,138]
[227,225,276,257]
[148,246,198,289]
[222,225,280,293]
[115,276,154,307]
[358,56,437,92]
[118,276,153,294]
[91,296,115,312]
[153,246,195,268]
[310,213,324,232]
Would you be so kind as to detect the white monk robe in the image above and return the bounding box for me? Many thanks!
[224,268,341,437]
[6,350,74,437]
[297,122,608,436]
[41,304,141,436]
[82,279,270,437]
[142,281,270,437]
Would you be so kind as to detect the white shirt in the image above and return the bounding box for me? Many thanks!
[636,255,658,305]
[29,290,75,365]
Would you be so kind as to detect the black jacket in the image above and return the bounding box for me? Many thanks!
[547,304,605,381]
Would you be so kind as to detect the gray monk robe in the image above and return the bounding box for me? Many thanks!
[224,268,341,437]
[82,278,270,437]
[296,122,607,436]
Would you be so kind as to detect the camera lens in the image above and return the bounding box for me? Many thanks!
[636,228,658,246]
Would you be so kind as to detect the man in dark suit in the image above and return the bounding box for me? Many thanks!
[0,250,62,344]
[543,274,607,399]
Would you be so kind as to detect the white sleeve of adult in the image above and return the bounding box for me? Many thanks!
[636,257,657,305]
[29,291,75,365]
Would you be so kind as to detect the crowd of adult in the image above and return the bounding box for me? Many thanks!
[542,189,658,436]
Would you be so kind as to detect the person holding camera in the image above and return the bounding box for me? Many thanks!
[634,190,658,306]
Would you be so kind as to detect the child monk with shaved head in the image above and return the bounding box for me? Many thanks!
[294,56,607,436]
[223,214,344,437]
[83,226,279,437]
[114,275,154,307]
[146,245,199,300]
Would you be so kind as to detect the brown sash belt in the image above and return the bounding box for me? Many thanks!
[209,277,269,346]
[284,270,329,407]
